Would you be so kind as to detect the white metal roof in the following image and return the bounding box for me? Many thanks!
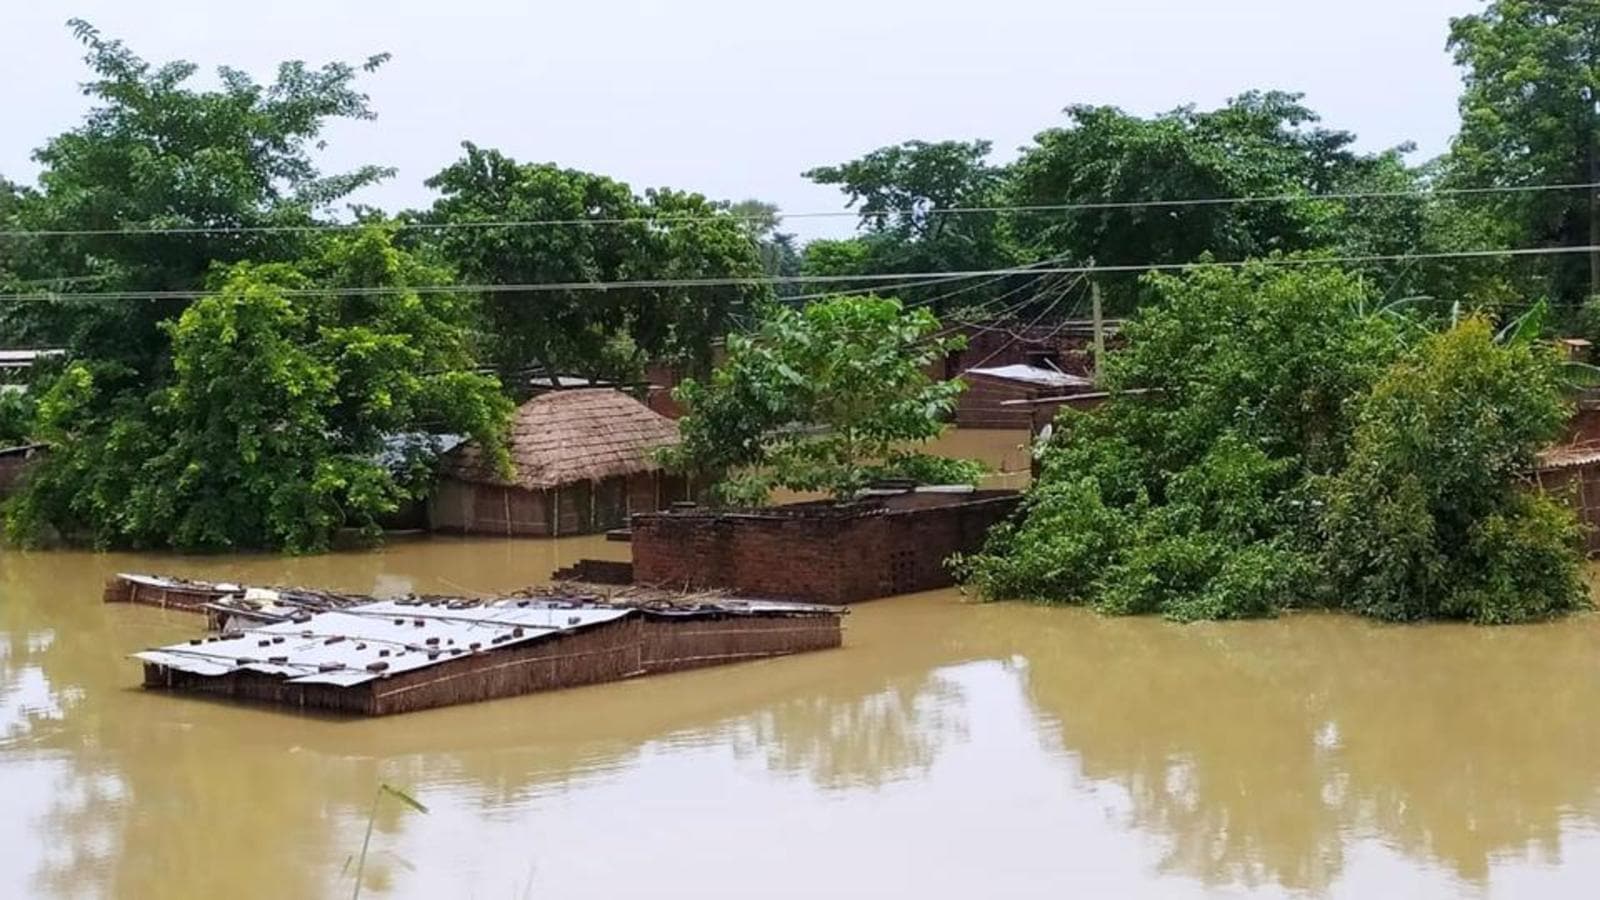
[964,364,1093,388]
[0,349,65,366]
[136,599,633,687]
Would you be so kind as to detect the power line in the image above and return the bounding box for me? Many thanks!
[960,275,1086,372]
[1,181,1597,240]
[4,245,1597,303]
[903,251,1080,312]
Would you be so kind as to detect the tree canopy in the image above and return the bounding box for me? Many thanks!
[418,142,769,383]
[1,20,393,373]
[1447,0,1600,307]
[800,140,1021,313]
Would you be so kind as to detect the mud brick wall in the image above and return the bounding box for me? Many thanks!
[0,447,44,499]
[631,492,1021,604]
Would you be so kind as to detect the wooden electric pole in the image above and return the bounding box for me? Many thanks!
[1589,86,1600,299]
[1091,278,1105,384]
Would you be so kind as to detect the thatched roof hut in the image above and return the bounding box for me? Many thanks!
[430,389,688,536]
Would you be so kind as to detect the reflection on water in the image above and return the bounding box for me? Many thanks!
[4,474,1600,894]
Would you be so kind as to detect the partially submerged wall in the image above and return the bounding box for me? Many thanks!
[631,491,1022,604]
[0,444,46,499]
[429,472,689,537]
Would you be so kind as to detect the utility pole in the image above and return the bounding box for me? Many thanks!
[1091,278,1105,384]
[1589,85,1600,299]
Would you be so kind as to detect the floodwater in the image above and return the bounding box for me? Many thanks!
[4,431,1600,898]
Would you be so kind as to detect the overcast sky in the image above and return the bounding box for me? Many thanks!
[1,0,1483,240]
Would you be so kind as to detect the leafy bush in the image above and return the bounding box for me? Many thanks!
[663,295,981,503]
[957,264,1588,624]
[1319,318,1587,623]
[0,389,33,448]
[959,264,1397,620]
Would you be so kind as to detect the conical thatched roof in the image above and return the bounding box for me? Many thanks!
[442,388,680,489]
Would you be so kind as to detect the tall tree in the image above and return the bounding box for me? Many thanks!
[802,140,1020,313]
[5,229,510,552]
[1,20,392,371]
[419,143,769,382]
[1447,0,1600,307]
[728,199,801,295]
[1008,92,1408,308]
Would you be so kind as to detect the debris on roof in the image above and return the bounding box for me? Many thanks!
[125,575,845,715]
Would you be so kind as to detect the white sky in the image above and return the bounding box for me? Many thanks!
[0,0,1483,240]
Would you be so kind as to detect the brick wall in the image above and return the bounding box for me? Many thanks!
[631,491,1021,603]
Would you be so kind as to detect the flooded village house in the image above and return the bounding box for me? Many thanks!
[429,388,689,536]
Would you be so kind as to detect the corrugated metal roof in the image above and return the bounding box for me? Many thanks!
[964,364,1094,388]
[136,600,633,687]
[1536,444,1600,471]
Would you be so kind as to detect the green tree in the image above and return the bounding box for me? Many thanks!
[5,229,510,552]
[1008,92,1409,308]
[663,295,982,504]
[955,263,1406,621]
[1319,318,1586,623]
[0,177,26,291]
[0,20,392,372]
[1447,0,1600,307]
[802,140,1020,311]
[728,199,802,295]
[418,143,768,381]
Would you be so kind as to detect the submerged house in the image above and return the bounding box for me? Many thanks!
[429,388,689,536]
[955,364,1095,429]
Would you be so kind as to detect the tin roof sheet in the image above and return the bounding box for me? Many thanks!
[136,600,633,687]
[964,364,1094,388]
[1536,443,1600,471]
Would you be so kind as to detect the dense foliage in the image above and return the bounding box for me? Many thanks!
[954,265,1401,620]
[5,1,1600,580]
[0,390,32,448]
[418,143,769,382]
[662,295,983,504]
[955,265,1588,623]
[5,230,510,552]
[1320,318,1587,622]
[0,20,393,373]
[1448,0,1600,307]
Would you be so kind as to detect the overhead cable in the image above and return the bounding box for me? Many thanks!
[1,181,1596,239]
[4,245,1598,303]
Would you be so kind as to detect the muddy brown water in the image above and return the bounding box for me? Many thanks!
[6,431,1600,898]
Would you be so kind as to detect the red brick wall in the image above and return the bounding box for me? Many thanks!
[631,492,1021,603]
[1533,464,1600,556]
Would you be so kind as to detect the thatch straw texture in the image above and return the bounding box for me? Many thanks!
[443,388,680,489]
